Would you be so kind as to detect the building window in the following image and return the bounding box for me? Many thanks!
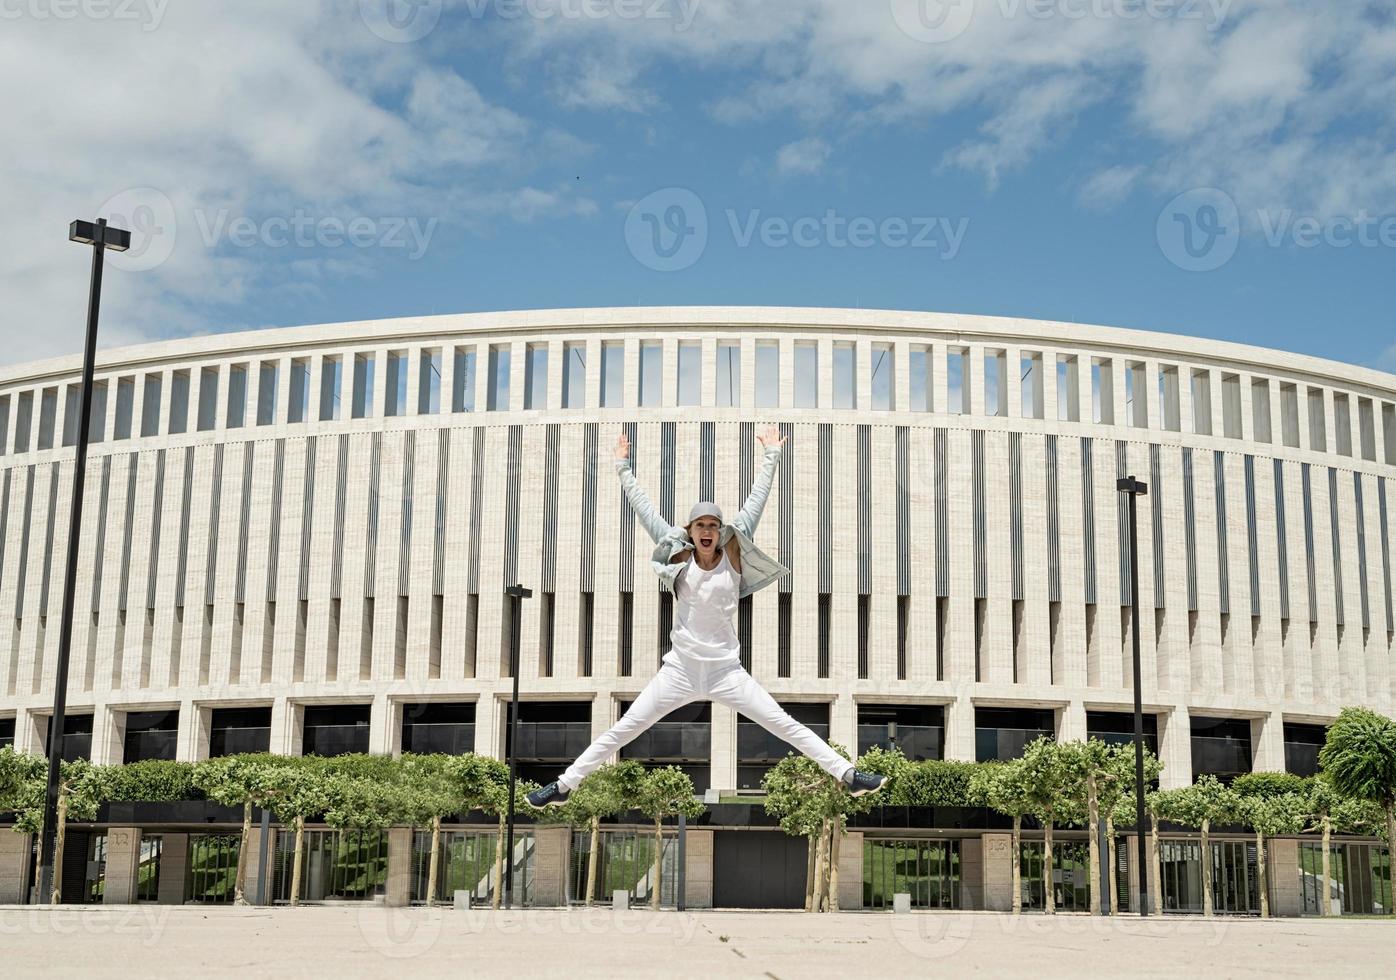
[112,378,134,440]
[1280,383,1299,448]
[618,701,711,795]
[600,343,623,409]
[872,343,894,411]
[505,702,591,787]
[352,353,375,419]
[858,705,944,761]
[1221,373,1242,439]
[418,348,442,415]
[1283,722,1326,778]
[1056,355,1079,422]
[1085,710,1160,757]
[1307,387,1326,451]
[1021,352,1043,420]
[197,366,220,431]
[1334,393,1353,456]
[38,387,57,449]
[677,342,700,407]
[1125,362,1147,428]
[124,710,178,763]
[975,707,1054,762]
[562,342,586,409]
[486,345,510,412]
[984,349,1007,417]
[1091,359,1114,425]
[209,706,272,757]
[639,342,661,407]
[141,376,162,437]
[1190,716,1253,781]
[319,356,342,421]
[453,346,476,412]
[833,343,856,409]
[226,365,247,429]
[524,344,547,410]
[910,346,932,412]
[257,362,279,425]
[716,342,740,407]
[288,360,310,424]
[386,351,409,417]
[758,341,783,408]
[301,704,371,758]
[401,702,475,755]
[738,703,828,790]
[948,348,967,414]
[1251,379,1272,443]
[1158,364,1180,432]
[169,371,191,433]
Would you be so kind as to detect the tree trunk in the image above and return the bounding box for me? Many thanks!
[1087,779,1101,916]
[50,793,68,905]
[1200,819,1213,918]
[651,817,663,911]
[828,819,841,913]
[1149,814,1162,916]
[1256,831,1269,919]
[1105,815,1118,916]
[1044,821,1055,914]
[1319,817,1331,918]
[585,815,601,906]
[812,819,830,912]
[493,814,506,910]
[804,831,818,912]
[234,801,252,906]
[1011,816,1022,914]
[289,816,305,907]
[426,816,442,908]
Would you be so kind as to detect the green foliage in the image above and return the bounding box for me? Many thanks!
[863,751,983,808]
[1319,707,1396,811]
[970,761,1033,821]
[764,752,852,837]
[545,760,646,826]
[1240,792,1307,838]
[1017,738,1078,826]
[1154,775,1242,829]
[634,766,705,823]
[0,747,46,820]
[1231,771,1312,800]
[102,759,199,802]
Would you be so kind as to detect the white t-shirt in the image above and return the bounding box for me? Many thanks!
[667,550,742,663]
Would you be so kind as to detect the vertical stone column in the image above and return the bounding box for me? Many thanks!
[103,827,143,904]
[157,833,189,905]
[710,705,736,792]
[240,826,273,903]
[530,825,571,907]
[980,832,1014,911]
[1268,838,1301,917]
[1158,705,1192,789]
[683,829,714,910]
[1252,712,1286,773]
[944,697,975,762]
[385,826,415,907]
[836,830,863,910]
[0,831,32,903]
[959,836,983,910]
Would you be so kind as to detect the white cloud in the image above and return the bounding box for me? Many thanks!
[775,137,831,177]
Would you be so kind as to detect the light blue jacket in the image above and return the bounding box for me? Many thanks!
[615,444,789,599]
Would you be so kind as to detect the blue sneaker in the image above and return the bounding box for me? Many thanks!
[527,781,571,808]
[843,770,886,797]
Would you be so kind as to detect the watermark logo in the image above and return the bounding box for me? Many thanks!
[889,0,977,43]
[193,209,438,260]
[359,0,443,43]
[357,904,445,959]
[99,186,178,273]
[887,911,976,960]
[1156,187,1239,272]
[625,187,709,272]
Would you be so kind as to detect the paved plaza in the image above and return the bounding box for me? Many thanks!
[3,905,1394,978]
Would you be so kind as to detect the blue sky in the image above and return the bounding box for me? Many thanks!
[3,1,1394,371]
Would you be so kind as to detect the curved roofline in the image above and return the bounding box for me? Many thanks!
[3,306,1393,395]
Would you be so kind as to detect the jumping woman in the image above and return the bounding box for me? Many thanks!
[527,426,885,808]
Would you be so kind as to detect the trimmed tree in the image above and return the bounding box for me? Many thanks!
[970,760,1033,914]
[1154,775,1241,917]
[1297,776,1382,916]
[263,761,335,907]
[765,750,861,913]
[1017,738,1074,914]
[1098,742,1163,916]
[391,755,464,907]
[542,760,646,906]
[11,757,105,904]
[1319,707,1396,859]
[1238,792,1305,918]
[193,754,301,906]
[454,754,537,909]
[633,765,705,910]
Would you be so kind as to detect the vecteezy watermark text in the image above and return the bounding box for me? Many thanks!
[0,0,169,30]
[889,0,1229,45]
[194,209,438,260]
[625,188,969,271]
[359,0,700,43]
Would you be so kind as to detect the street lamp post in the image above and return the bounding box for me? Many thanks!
[502,583,532,910]
[1116,475,1149,917]
[35,219,131,903]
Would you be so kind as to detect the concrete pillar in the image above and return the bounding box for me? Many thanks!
[1158,706,1192,789]
[830,696,856,765]
[1058,702,1087,743]
[385,826,414,907]
[0,831,32,903]
[241,826,273,902]
[102,827,142,904]
[981,832,1015,911]
[684,829,714,909]
[1269,838,1302,917]
[158,833,189,905]
[945,697,976,762]
[837,830,863,910]
[710,704,736,792]
[959,837,983,910]
[1252,712,1286,773]
[531,825,571,907]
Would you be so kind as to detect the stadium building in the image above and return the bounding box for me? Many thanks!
[0,307,1391,913]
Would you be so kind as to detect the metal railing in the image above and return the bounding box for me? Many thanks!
[403,722,476,755]
[569,830,678,908]
[409,829,534,906]
[1283,741,1321,778]
[1190,736,1252,778]
[512,721,593,760]
[975,728,1053,762]
[209,726,271,757]
[863,838,959,909]
[621,722,711,762]
[857,725,944,761]
[124,729,178,762]
[187,833,241,904]
[301,724,370,758]
[272,829,388,903]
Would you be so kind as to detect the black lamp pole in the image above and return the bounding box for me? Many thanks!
[35,219,131,903]
[503,583,532,909]
[1116,475,1149,917]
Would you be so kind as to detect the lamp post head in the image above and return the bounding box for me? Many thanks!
[504,584,533,599]
[69,219,131,252]
[1116,476,1148,496]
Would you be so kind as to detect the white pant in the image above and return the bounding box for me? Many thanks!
[559,655,854,791]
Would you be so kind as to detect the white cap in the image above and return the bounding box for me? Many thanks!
[686,501,724,525]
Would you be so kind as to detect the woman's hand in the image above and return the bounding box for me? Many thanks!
[757,425,786,450]
[615,432,631,461]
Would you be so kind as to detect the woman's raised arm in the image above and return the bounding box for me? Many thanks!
[613,431,672,544]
